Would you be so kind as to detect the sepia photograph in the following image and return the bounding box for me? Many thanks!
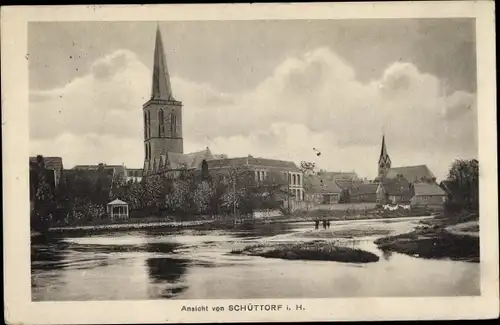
[2,1,498,323]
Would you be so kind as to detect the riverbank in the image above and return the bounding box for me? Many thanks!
[374,213,480,263]
[231,241,380,263]
[33,219,216,236]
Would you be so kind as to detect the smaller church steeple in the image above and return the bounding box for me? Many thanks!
[151,24,175,101]
[377,134,392,180]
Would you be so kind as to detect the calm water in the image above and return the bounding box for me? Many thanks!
[31,217,480,300]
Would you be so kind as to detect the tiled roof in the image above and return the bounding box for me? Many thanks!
[144,148,214,172]
[73,164,127,180]
[335,179,355,190]
[381,178,413,197]
[350,183,379,196]
[386,165,435,183]
[206,156,301,172]
[414,183,447,196]
[29,156,63,170]
[322,171,358,180]
[304,175,342,194]
[168,148,213,169]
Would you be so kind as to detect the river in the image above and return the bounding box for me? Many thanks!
[31,216,480,300]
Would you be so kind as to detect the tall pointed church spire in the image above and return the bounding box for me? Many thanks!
[151,25,175,101]
[377,134,392,180]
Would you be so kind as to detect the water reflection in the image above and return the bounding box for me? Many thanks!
[31,217,481,300]
[147,257,189,298]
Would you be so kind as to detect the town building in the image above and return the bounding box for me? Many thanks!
[320,171,359,182]
[73,163,127,184]
[410,183,447,210]
[207,156,304,201]
[304,174,342,204]
[375,135,437,184]
[126,169,144,183]
[349,183,379,203]
[376,177,414,204]
[29,156,63,188]
[385,165,436,184]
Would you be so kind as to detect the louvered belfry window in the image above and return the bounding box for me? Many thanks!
[158,109,165,137]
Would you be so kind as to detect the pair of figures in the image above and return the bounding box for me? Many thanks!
[314,219,330,230]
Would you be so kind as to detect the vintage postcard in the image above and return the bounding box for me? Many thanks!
[2,1,498,324]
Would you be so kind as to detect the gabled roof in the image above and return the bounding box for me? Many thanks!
[304,175,342,194]
[29,156,63,170]
[108,198,128,205]
[414,183,447,196]
[167,147,214,170]
[73,164,127,180]
[381,178,413,197]
[350,183,379,196]
[386,165,435,183]
[321,171,358,180]
[206,156,300,172]
[335,179,355,190]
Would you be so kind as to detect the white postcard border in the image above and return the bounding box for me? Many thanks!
[2,1,498,323]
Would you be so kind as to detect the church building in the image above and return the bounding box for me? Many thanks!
[140,26,304,201]
[143,26,212,177]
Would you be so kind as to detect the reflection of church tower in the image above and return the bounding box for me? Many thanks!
[377,135,391,180]
[143,25,183,167]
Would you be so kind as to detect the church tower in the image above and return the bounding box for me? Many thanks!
[377,135,392,180]
[143,25,183,167]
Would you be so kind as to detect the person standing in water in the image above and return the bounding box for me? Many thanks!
[322,219,327,230]
[314,219,319,230]
[327,220,331,229]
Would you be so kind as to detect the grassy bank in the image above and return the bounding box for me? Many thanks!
[231,241,379,263]
[375,213,479,263]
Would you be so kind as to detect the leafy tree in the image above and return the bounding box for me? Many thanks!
[31,155,55,232]
[446,159,479,211]
[300,161,316,176]
[192,180,213,214]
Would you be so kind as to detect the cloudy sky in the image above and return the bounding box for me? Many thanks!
[29,19,477,180]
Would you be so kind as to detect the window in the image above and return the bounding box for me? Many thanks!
[297,174,301,186]
[293,174,296,185]
[147,111,151,138]
[170,113,177,136]
[145,143,148,159]
[158,109,165,137]
[144,112,148,139]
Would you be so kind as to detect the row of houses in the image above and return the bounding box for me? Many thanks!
[304,165,449,210]
[30,155,451,212]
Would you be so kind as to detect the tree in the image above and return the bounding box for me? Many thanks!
[192,181,213,214]
[300,161,316,176]
[31,155,55,232]
[143,174,167,214]
[447,159,479,211]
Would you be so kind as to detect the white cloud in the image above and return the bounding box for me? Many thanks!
[30,47,477,180]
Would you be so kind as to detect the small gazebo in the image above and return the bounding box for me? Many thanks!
[107,199,129,221]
